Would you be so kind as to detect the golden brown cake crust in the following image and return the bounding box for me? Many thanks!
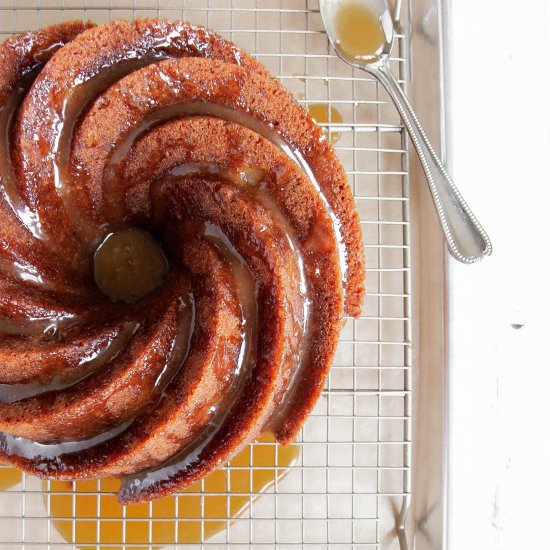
[0,19,365,503]
[0,22,96,294]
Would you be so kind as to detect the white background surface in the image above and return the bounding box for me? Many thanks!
[445,1,550,549]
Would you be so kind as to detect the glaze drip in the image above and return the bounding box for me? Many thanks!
[0,321,139,402]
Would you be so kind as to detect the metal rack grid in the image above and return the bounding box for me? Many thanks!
[0,0,412,547]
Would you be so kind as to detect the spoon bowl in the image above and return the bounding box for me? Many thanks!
[320,0,393,66]
[320,0,492,263]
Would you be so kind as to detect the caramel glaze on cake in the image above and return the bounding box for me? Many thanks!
[0,19,365,503]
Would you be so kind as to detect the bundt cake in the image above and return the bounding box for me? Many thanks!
[0,19,365,503]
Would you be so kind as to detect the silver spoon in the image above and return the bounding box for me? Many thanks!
[319,0,492,263]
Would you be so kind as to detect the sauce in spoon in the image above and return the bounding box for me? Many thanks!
[333,0,386,62]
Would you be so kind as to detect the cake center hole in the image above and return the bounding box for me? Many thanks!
[94,229,168,303]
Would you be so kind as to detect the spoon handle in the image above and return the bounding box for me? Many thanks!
[371,61,492,263]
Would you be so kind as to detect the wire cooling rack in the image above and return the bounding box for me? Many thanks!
[0,0,412,547]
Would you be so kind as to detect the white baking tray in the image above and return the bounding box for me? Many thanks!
[0,0,448,547]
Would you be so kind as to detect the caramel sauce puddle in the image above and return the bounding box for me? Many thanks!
[30,435,300,546]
